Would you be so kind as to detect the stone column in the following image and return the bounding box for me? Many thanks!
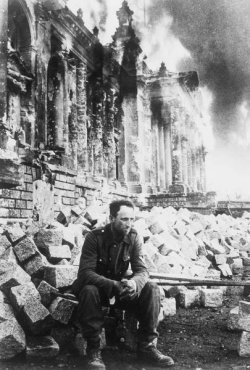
[92,79,103,177]
[181,136,188,186]
[191,151,197,191]
[103,87,116,179]
[159,123,165,189]
[200,146,207,192]
[163,123,172,190]
[171,108,182,184]
[76,60,88,171]
[0,0,8,128]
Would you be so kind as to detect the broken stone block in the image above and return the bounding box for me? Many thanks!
[200,288,223,308]
[49,297,78,324]
[214,254,227,265]
[0,264,31,295]
[0,319,26,359]
[238,301,250,332]
[238,331,250,357]
[19,298,54,335]
[13,237,38,262]
[179,289,200,308]
[243,257,250,266]
[46,245,71,263]
[9,282,41,313]
[218,263,232,277]
[1,246,18,264]
[23,253,48,277]
[0,234,12,257]
[5,226,26,245]
[205,269,221,280]
[26,336,59,359]
[227,306,240,331]
[44,265,78,288]
[34,229,62,252]
[0,302,15,322]
[161,297,176,317]
[37,280,59,307]
[232,258,244,275]
[208,239,226,254]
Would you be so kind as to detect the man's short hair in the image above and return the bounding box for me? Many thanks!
[109,199,134,217]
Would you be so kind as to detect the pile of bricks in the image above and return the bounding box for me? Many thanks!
[1,204,250,360]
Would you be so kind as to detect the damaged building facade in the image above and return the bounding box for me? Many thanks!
[0,0,208,222]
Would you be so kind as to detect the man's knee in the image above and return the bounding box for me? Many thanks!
[143,281,161,296]
[79,285,100,301]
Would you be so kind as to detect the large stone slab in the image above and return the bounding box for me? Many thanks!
[49,297,78,324]
[179,289,200,308]
[34,229,62,252]
[0,264,31,295]
[23,253,48,277]
[9,282,41,312]
[19,298,54,335]
[0,302,15,322]
[26,336,59,359]
[238,301,250,332]
[5,226,26,245]
[13,237,38,262]
[46,245,71,263]
[37,280,59,307]
[44,265,78,288]
[0,319,26,359]
[200,288,223,308]
[0,234,12,257]
[227,306,240,331]
[238,331,250,357]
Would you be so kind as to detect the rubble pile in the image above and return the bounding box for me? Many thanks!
[1,204,250,360]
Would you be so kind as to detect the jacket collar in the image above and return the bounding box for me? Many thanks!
[104,223,130,246]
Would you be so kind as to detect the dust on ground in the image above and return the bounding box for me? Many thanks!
[1,294,250,370]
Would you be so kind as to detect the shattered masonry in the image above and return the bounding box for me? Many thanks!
[0,0,208,221]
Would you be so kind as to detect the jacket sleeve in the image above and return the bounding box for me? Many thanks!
[130,233,149,293]
[73,231,116,297]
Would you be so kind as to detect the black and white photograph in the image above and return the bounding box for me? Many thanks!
[1,0,250,369]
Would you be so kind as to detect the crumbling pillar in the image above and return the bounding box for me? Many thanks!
[159,123,165,189]
[103,88,116,179]
[163,123,172,190]
[76,60,88,171]
[171,108,182,184]
[0,0,8,127]
[92,79,104,177]
[181,136,188,186]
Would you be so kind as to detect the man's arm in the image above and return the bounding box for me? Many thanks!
[74,232,117,297]
[130,232,149,293]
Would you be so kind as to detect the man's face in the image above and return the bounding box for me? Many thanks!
[111,205,135,236]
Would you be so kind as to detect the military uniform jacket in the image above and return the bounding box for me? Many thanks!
[72,223,149,298]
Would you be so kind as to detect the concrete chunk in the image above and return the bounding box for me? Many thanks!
[37,280,59,307]
[49,297,78,324]
[9,282,41,312]
[238,301,250,332]
[26,336,59,359]
[0,319,26,359]
[200,288,223,307]
[13,237,38,262]
[44,265,78,288]
[238,331,250,357]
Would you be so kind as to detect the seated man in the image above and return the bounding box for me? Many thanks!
[72,199,174,369]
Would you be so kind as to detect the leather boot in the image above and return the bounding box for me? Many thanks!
[137,342,174,367]
[86,348,106,369]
